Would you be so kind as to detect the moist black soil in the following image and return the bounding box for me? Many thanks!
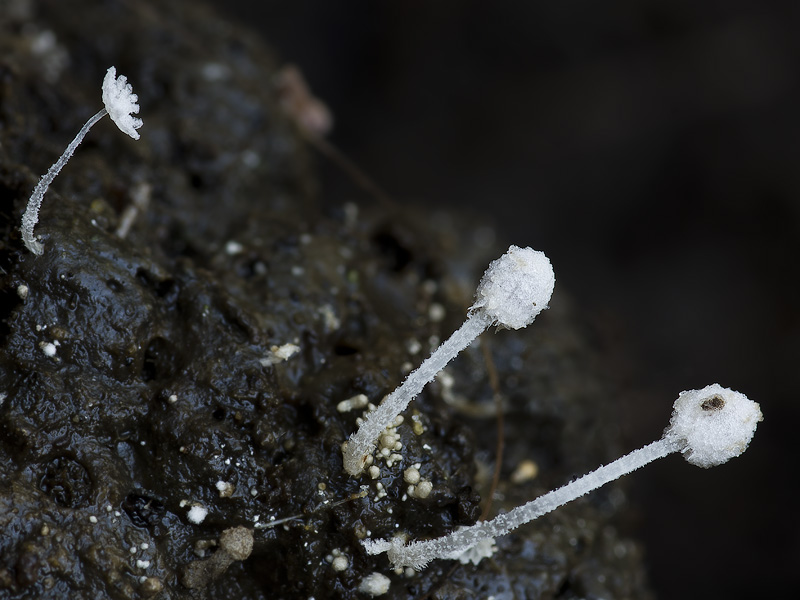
[0,1,653,598]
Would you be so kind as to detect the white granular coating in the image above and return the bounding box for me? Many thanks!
[442,530,497,565]
[665,383,762,468]
[471,245,555,330]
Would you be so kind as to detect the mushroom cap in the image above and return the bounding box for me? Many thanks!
[102,66,143,140]
[471,245,555,330]
[666,383,762,468]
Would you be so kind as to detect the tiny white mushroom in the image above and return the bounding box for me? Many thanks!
[364,385,761,569]
[343,246,554,475]
[21,66,143,255]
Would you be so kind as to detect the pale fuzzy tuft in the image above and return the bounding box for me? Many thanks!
[357,572,391,596]
[471,245,555,329]
[665,383,762,468]
[102,66,143,140]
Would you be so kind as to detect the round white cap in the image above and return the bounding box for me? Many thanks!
[471,245,555,330]
[666,383,762,468]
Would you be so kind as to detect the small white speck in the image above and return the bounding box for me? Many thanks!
[291,265,305,276]
[406,339,421,355]
[241,149,261,168]
[140,543,149,550]
[358,572,390,596]
[39,342,57,357]
[332,555,348,571]
[260,343,300,367]
[16,284,28,299]
[216,480,235,498]
[88,515,97,524]
[187,505,208,524]
[130,546,138,554]
[337,394,369,413]
[168,394,178,404]
[415,480,433,499]
[201,62,230,81]
[428,303,446,322]
[225,240,244,255]
[136,559,151,569]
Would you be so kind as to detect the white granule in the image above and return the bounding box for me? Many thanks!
[331,555,348,571]
[216,481,235,498]
[358,572,391,596]
[187,505,208,524]
[39,342,57,357]
[260,343,300,367]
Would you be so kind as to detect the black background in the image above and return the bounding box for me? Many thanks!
[209,1,798,597]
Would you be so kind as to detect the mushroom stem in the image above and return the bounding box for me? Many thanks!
[343,311,492,475]
[21,109,107,255]
[342,246,555,476]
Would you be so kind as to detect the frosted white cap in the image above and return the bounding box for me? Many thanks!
[665,384,762,468]
[470,245,555,329]
[102,66,143,140]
